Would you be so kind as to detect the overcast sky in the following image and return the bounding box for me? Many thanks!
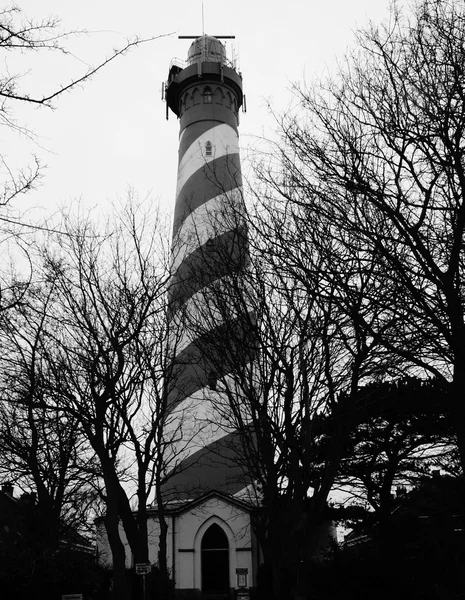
[6,0,395,226]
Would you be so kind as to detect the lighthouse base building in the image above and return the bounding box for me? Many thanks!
[97,492,258,599]
[159,493,257,598]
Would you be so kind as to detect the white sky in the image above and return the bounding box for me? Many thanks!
[5,0,395,226]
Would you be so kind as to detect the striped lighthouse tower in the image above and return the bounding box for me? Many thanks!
[164,36,251,501]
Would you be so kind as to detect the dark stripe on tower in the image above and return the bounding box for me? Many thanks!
[161,429,251,501]
[168,226,248,309]
[165,36,248,499]
[173,153,242,236]
[180,104,240,145]
[167,310,256,410]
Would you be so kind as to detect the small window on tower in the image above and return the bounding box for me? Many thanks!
[203,88,212,103]
[207,371,218,391]
[205,141,213,157]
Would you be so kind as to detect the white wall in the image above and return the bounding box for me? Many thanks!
[96,495,255,592]
[173,496,253,591]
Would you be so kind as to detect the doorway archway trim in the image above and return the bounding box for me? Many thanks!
[193,515,237,590]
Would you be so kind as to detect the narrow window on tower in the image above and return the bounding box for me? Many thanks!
[215,87,224,105]
[203,87,212,103]
[205,141,213,157]
[207,371,218,391]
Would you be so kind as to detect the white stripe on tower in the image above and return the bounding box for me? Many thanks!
[175,123,240,196]
[164,35,251,500]
[171,188,243,272]
[171,274,255,356]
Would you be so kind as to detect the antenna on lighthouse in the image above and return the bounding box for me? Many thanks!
[202,1,205,36]
[178,35,235,39]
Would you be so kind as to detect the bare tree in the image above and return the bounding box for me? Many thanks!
[254,0,465,474]
[0,5,166,312]
[30,201,179,600]
[0,283,100,547]
[0,5,159,198]
[177,189,390,599]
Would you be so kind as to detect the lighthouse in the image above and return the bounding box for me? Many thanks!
[158,35,257,598]
[95,37,257,599]
[163,35,252,501]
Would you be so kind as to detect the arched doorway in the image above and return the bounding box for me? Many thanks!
[201,523,230,595]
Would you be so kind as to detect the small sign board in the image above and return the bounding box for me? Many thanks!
[62,595,83,600]
[236,568,248,588]
[136,562,151,575]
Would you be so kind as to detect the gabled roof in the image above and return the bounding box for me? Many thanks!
[150,489,257,516]
[94,489,259,527]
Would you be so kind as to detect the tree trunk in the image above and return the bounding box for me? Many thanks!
[156,478,169,581]
[104,504,131,600]
[98,451,134,600]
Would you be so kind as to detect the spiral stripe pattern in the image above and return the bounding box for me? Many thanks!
[164,38,251,500]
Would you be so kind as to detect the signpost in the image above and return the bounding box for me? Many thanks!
[236,568,250,599]
[136,562,151,600]
[135,563,151,575]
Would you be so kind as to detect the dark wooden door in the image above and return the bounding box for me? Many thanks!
[201,524,229,594]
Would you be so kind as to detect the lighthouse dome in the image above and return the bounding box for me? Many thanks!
[187,35,226,65]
